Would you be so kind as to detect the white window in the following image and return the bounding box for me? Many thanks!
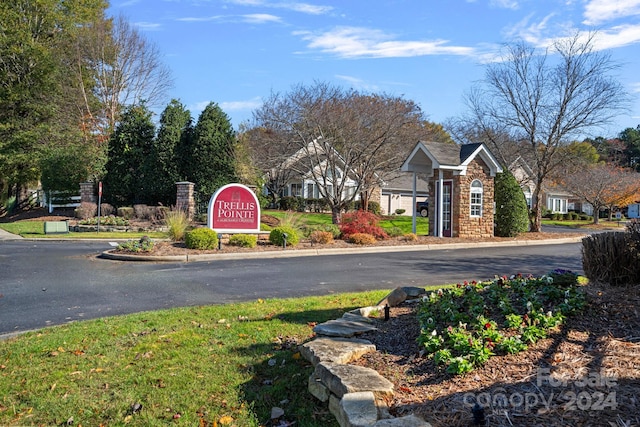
[470,179,483,217]
[522,186,532,209]
[290,183,302,197]
[548,197,567,213]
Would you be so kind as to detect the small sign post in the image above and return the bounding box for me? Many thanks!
[97,181,103,233]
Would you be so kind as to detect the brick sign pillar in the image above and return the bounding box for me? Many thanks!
[80,182,96,204]
[176,181,196,220]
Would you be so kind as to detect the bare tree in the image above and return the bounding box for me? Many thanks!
[559,164,640,224]
[462,32,628,231]
[73,15,173,136]
[249,81,427,223]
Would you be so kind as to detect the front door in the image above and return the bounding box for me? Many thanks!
[435,181,453,237]
[442,181,452,237]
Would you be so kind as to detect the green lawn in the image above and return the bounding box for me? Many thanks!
[0,221,167,239]
[0,290,399,426]
[264,209,430,235]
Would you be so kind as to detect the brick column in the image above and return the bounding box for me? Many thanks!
[176,181,196,220]
[80,182,96,204]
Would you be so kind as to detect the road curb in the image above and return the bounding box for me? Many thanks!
[100,236,586,262]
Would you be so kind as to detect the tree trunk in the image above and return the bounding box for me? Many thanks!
[331,206,342,224]
[360,191,369,211]
[593,212,600,224]
[530,187,543,232]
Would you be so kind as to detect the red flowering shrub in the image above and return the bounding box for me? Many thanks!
[339,210,388,240]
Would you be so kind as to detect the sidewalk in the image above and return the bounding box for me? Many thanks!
[0,227,22,240]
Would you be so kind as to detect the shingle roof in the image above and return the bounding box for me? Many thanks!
[420,141,460,166]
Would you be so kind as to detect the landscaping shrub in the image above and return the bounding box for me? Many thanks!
[402,233,418,242]
[309,230,334,244]
[133,204,152,220]
[348,233,377,245]
[339,210,388,239]
[354,200,381,215]
[269,226,299,247]
[386,226,405,238]
[278,196,305,211]
[117,236,154,253]
[117,207,134,219]
[494,170,529,237]
[229,234,258,248]
[582,228,640,286]
[395,209,406,215]
[75,202,97,219]
[100,203,114,216]
[303,223,341,239]
[165,209,189,241]
[185,228,219,250]
[79,215,129,226]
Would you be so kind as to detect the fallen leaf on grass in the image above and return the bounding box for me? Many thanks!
[218,415,234,425]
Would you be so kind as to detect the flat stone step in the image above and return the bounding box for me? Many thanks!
[300,337,376,366]
[329,392,378,427]
[315,363,394,399]
[313,318,377,338]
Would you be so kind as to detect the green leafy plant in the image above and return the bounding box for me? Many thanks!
[228,234,258,248]
[185,228,218,249]
[417,272,585,375]
[117,236,154,253]
[269,226,299,247]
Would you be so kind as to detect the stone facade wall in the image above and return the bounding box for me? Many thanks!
[453,158,495,238]
[175,182,196,220]
[428,158,495,238]
[80,182,96,204]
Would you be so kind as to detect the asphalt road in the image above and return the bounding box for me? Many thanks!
[0,239,584,336]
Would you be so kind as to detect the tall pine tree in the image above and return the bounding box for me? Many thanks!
[147,99,192,205]
[103,104,156,206]
[187,103,237,199]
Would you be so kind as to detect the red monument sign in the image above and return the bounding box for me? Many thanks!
[207,184,261,233]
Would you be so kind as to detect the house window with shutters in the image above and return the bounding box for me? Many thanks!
[470,179,483,217]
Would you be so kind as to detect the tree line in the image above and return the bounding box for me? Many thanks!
[0,1,172,207]
[2,4,638,233]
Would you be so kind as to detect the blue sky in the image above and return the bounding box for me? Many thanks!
[108,0,640,138]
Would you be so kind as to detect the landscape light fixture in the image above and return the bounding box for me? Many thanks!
[217,233,222,250]
[282,232,288,249]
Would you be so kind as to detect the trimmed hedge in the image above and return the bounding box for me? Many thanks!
[228,234,258,248]
[269,226,299,247]
[185,228,219,250]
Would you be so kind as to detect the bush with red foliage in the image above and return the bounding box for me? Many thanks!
[339,210,388,240]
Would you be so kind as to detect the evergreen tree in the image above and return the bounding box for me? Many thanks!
[103,104,156,206]
[494,169,529,237]
[187,103,237,198]
[147,99,192,205]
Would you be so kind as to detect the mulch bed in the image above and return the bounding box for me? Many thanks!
[353,283,640,427]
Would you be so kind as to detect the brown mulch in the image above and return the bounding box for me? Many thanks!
[352,283,640,427]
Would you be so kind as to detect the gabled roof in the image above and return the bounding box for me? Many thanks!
[401,141,503,177]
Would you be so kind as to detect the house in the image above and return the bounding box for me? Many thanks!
[378,173,429,216]
[401,141,503,238]
[509,156,582,215]
[267,138,430,216]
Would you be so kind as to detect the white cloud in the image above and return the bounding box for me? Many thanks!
[490,0,519,10]
[220,97,263,111]
[583,0,640,25]
[134,21,162,31]
[296,27,475,59]
[631,82,640,93]
[177,13,281,24]
[242,14,282,24]
[226,0,332,15]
